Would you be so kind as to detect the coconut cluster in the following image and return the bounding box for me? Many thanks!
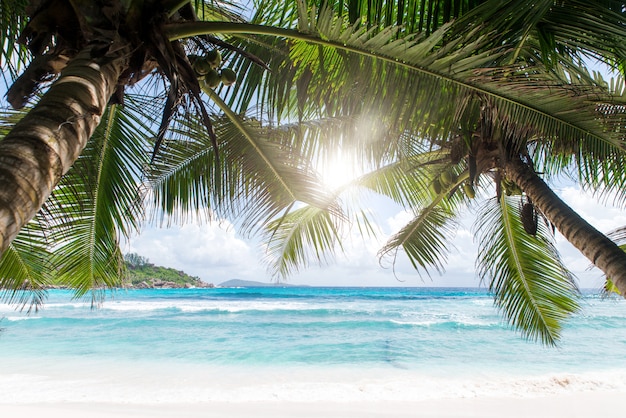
[190,49,238,89]
[431,168,476,199]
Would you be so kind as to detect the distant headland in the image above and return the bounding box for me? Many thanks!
[122,253,213,289]
[40,253,302,290]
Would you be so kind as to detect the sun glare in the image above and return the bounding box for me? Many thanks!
[318,153,361,192]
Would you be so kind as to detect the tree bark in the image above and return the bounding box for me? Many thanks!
[504,157,626,295]
[0,44,129,255]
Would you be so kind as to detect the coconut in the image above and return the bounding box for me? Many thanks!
[201,69,221,89]
[220,68,237,86]
[205,49,222,68]
[192,58,212,75]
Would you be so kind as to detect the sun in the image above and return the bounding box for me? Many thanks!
[317,152,361,192]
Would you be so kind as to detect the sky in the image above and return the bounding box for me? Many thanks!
[124,182,626,290]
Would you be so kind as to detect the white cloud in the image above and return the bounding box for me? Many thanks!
[551,186,626,288]
[125,184,624,289]
[125,219,266,285]
[558,186,626,233]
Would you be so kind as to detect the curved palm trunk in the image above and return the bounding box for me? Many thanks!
[0,45,129,255]
[504,158,626,295]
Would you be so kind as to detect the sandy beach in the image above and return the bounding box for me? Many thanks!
[1,360,624,417]
[1,360,624,418]
[0,393,623,418]
[2,288,625,417]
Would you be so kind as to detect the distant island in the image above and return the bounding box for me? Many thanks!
[124,253,213,289]
[123,255,299,289]
[39,253,304,290]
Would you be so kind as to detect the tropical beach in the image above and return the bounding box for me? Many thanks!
[1,287,626,417]
[4,0,626,416]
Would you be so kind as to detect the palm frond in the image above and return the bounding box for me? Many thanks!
[146,110,223,223]
[0,216,50,310]
[379,203,457,277]
[0,0,30,80]
[148,103,338,232]
[169,4,626,165]
[541,74,626,206]
[256,0,494,37]
[474,196,580,345]
[452,0,626,69]
[264,204,343,279]
[45,105,148,303]
[353,150,446,207]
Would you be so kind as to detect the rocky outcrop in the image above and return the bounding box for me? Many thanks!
[127,278,214,289]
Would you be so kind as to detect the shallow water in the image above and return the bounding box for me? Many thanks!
[1,287,625,403]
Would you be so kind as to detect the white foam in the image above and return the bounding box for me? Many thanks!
[4,316,41,322]
[389,319,437,326]
[98,300,339,314]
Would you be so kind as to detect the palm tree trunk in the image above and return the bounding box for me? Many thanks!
[504,157,626,295]
[0,45,129,255]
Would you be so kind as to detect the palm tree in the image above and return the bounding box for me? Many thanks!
[0,0,506,302]
[233,1,626,344]
[2,0,626,344]
[0,0,341,305]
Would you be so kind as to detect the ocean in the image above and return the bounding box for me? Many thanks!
[1,286,626,404]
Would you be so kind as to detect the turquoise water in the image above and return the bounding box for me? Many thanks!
[2,287,626,371]
[1,287,626,403]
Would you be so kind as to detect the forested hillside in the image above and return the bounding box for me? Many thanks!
[124,253,213,288]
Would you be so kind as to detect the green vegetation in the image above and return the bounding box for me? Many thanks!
[123,253,211,288]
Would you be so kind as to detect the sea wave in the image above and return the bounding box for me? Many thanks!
[388,318,497,328]
[98,300,349,314]
[3,316,41,322]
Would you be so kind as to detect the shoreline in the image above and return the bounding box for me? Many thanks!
[1,361,625,417]
[2,288,624,417]
[1,393,623,418]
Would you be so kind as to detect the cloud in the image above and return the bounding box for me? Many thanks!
[125,219,266,285]
[124,184,623,289]
[551,186,626,288]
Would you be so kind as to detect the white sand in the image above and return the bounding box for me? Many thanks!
[2,360,625,417]
[0,393,623,418]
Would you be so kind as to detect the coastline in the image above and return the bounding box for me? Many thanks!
[1,359,624,417]
[1,393,623,418]
[2,288,625,417]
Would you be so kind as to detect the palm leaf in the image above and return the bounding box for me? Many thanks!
[148,103,337,232]
[264,204,344,278]
[169,3,626,164]
[0,0,29,79]
[45,105,148,303]
[0,216,50,310]
[379,203,457,277]
[144,112,218,222]
[452,0,626,69]
[354,151,448,206]
[474,196,580,345]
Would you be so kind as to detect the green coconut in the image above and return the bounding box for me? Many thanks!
[220,68,237,86]
[205,49,222,68]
